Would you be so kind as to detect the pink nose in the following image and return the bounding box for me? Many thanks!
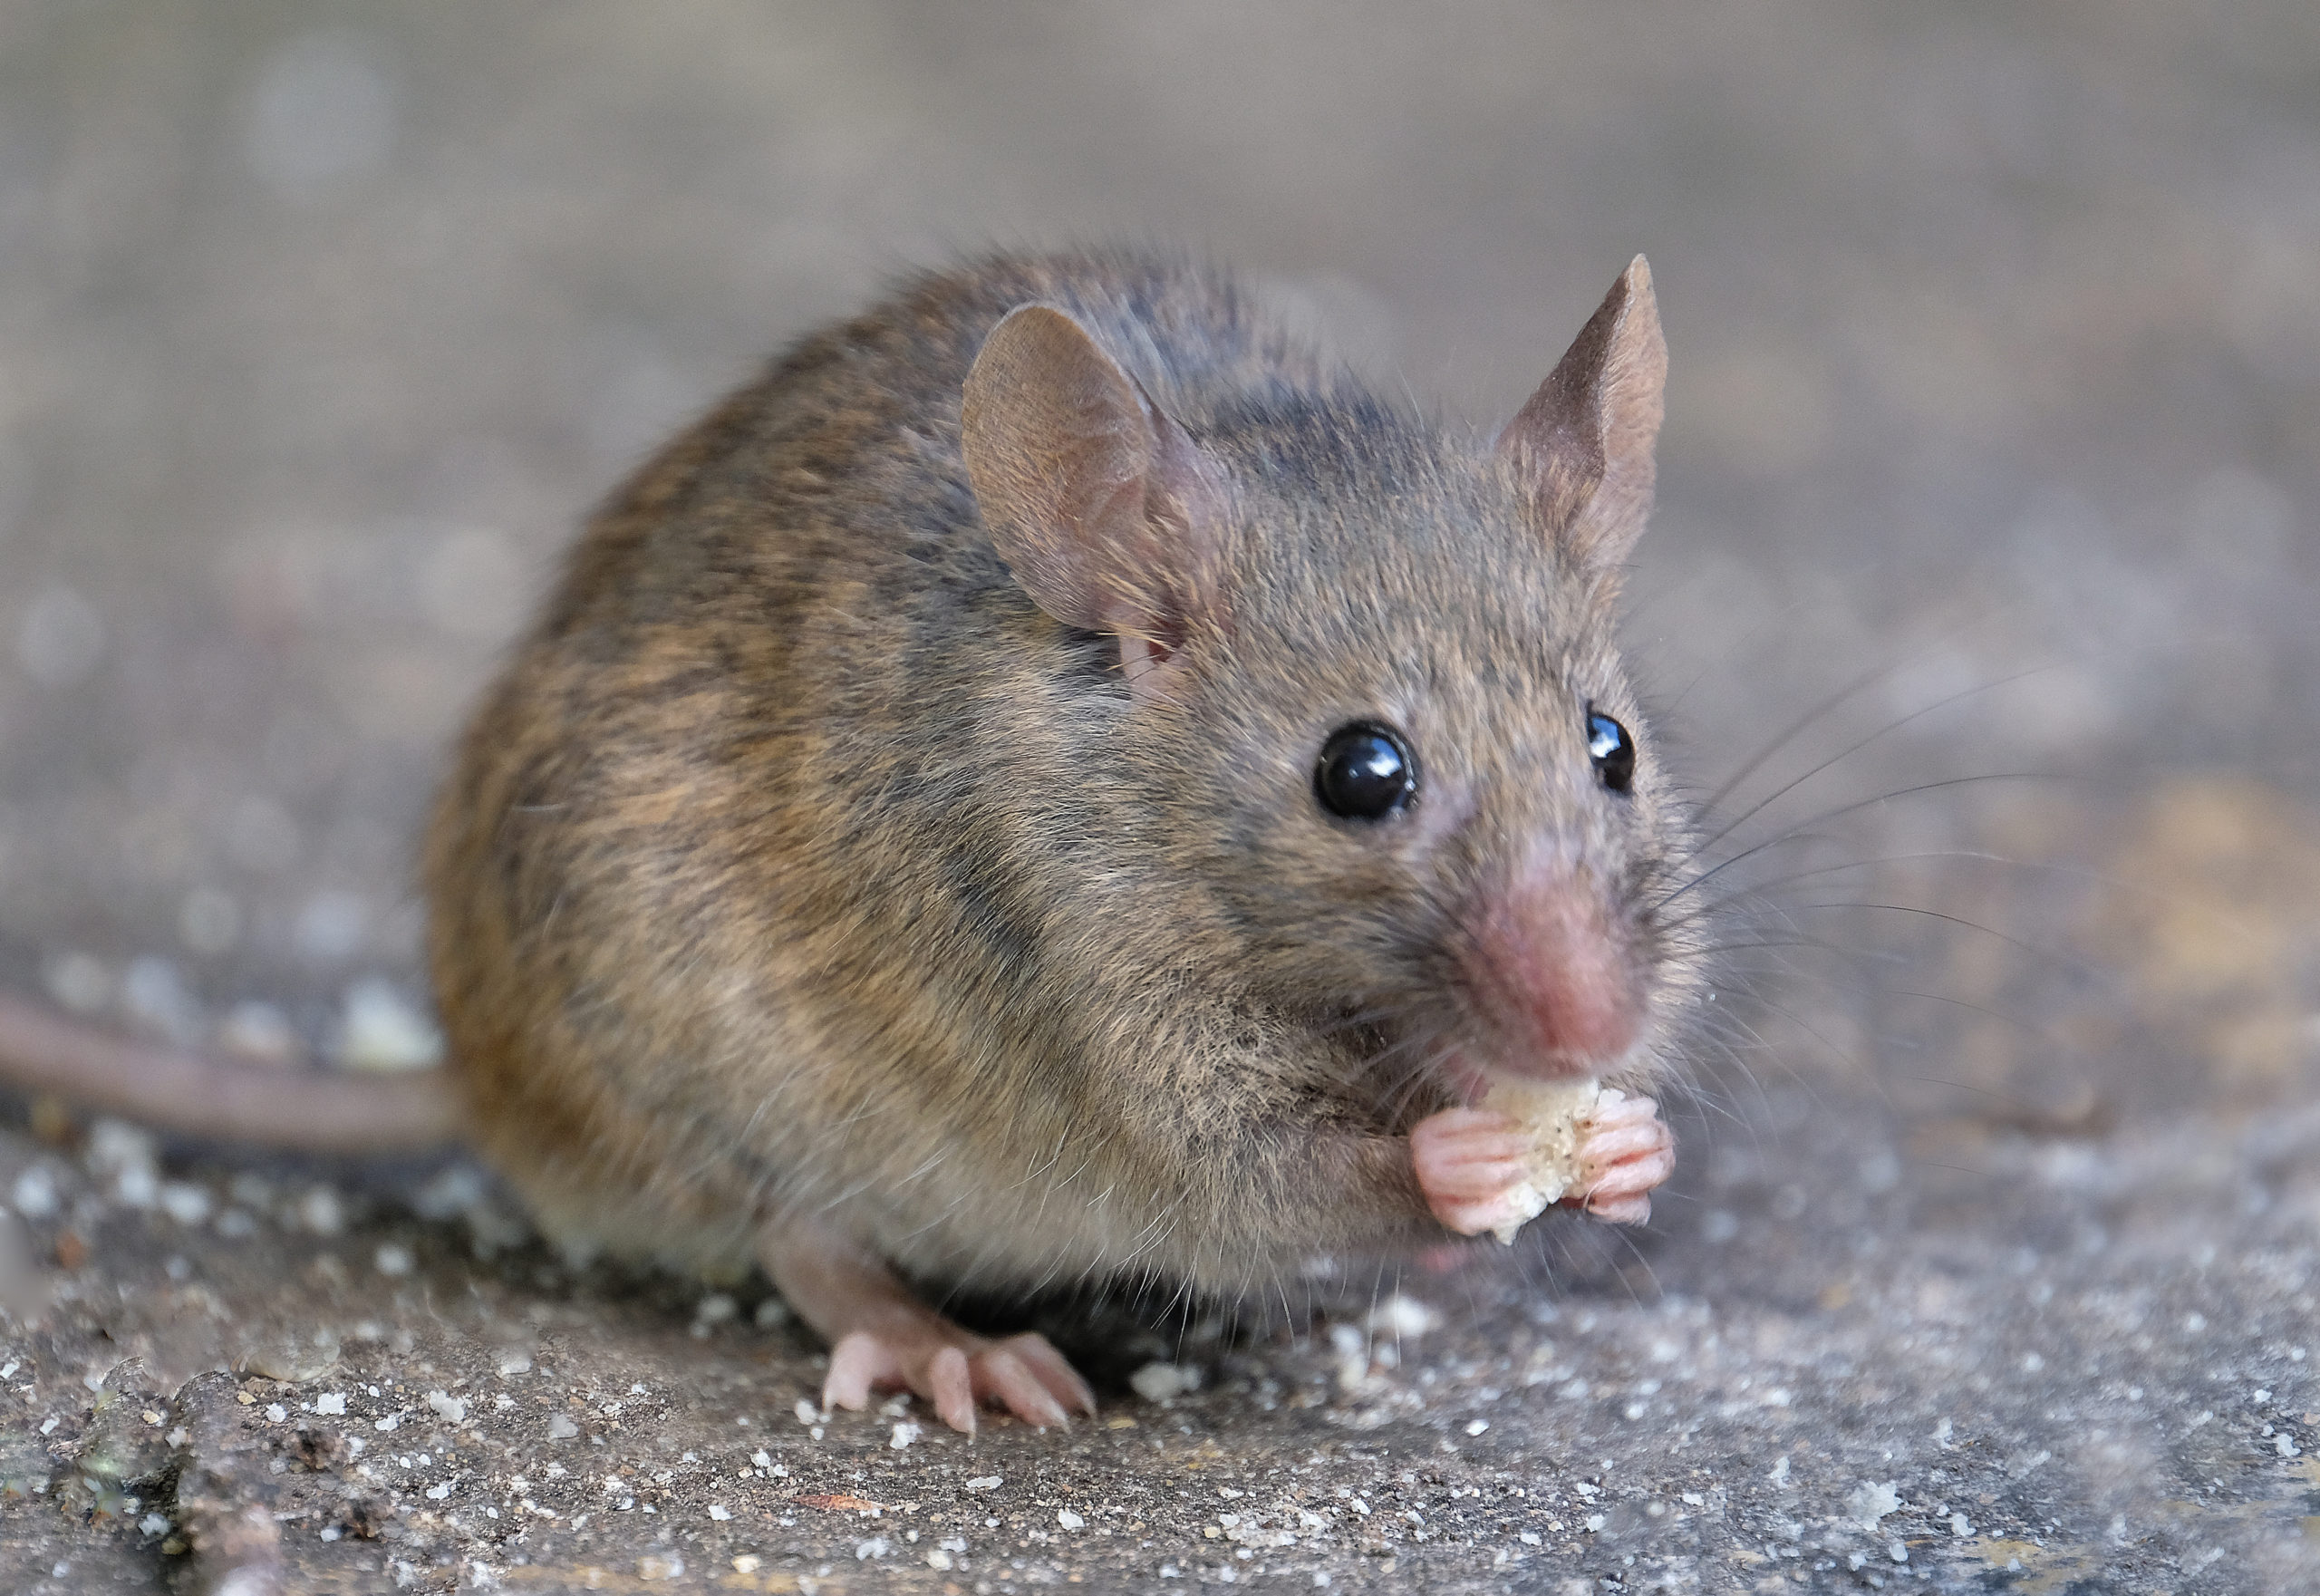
[1462,857,1642,1076]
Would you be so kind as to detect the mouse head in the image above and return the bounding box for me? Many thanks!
[963,260,1695,1098]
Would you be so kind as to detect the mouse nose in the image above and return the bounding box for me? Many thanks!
[1459,852,1643,1078]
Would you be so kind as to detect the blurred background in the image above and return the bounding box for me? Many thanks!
[3,5,2319,1587]
[2,0,2313,1130]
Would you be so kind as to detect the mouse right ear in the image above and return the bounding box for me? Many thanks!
[962,305,1227,702]
[1497,256,1668,575]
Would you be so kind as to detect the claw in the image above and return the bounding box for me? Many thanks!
[928,1345,976,1435]
[815,1324,1088,1433]
[759,1217,1098,1436]
[824,1331,885,1411]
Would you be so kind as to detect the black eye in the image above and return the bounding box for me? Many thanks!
[1587,706,1635,793]
[1314,722,1417,822]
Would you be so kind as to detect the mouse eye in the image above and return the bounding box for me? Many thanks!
[1587,706,1635,794]
[1315,722,1418,822]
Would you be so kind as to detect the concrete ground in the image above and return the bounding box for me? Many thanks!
[2,5,2317,1591]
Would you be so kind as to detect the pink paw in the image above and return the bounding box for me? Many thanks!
[824,1322,1096,1436]
[1410,1093,1675,1238]
[1569,1090,1675,1224]
[1410,1107,1536,1238]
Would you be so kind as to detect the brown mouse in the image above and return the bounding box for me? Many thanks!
[0,248,1696,1436]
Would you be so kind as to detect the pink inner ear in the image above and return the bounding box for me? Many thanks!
[1114,611,1190,702]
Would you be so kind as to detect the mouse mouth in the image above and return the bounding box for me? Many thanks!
[1313,985,1649,1131]
[1438,1037,1656,1102]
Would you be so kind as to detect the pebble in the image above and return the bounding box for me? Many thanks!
[300,1186,346,1235]
[1365,1294,1438,1340]
[87,1119,161,1209]
[158,1182,213,1226]
[1129,1362,1199,1403]
[335,978,443,1070]
[11,1165,60,1219]
[1849,1481,1902,1529]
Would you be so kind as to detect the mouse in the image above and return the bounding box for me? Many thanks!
[0,248,1698,1436]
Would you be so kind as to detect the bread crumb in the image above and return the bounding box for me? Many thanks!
[1478,1079,1611,1242]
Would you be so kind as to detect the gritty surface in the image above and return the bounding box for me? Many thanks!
[3,5,2319,1592]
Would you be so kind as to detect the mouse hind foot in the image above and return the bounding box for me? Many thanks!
[758,1214,1096,1436]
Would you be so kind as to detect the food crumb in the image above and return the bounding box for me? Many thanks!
[1365,1294,1438,1340]
[158,1182,212,1226]
[1848,1480,1902,1530]
[1129,1362,1199,1403]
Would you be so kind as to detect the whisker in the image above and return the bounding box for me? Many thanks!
[1658,771,2078,900]
[1684,664,2063,865]
[1791,900,2113,988]
[1695,631,1986,819]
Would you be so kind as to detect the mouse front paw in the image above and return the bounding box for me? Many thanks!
[1566,1088,1675,1224]
[825,1321,1095,1436]
[1410,1107,1544,1241]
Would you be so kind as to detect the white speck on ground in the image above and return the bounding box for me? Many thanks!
[1130,1362,1200,1403]
[335,978,444,1070]
[1849,1480,1902,1529]
[1366,1294,1437,1339]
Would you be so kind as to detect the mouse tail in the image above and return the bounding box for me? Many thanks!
[0,992,460,1154]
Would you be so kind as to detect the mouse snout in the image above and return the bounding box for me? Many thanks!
[1458,852,1643,1079]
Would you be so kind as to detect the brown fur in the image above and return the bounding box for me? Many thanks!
[423,248,1704,1304]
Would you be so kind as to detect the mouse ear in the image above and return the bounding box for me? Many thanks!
[1496,256,1667,572]
[962,305,1226,702]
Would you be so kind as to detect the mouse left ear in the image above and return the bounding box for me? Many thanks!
[1497,256,1668,573]
[962,304,1228,703]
